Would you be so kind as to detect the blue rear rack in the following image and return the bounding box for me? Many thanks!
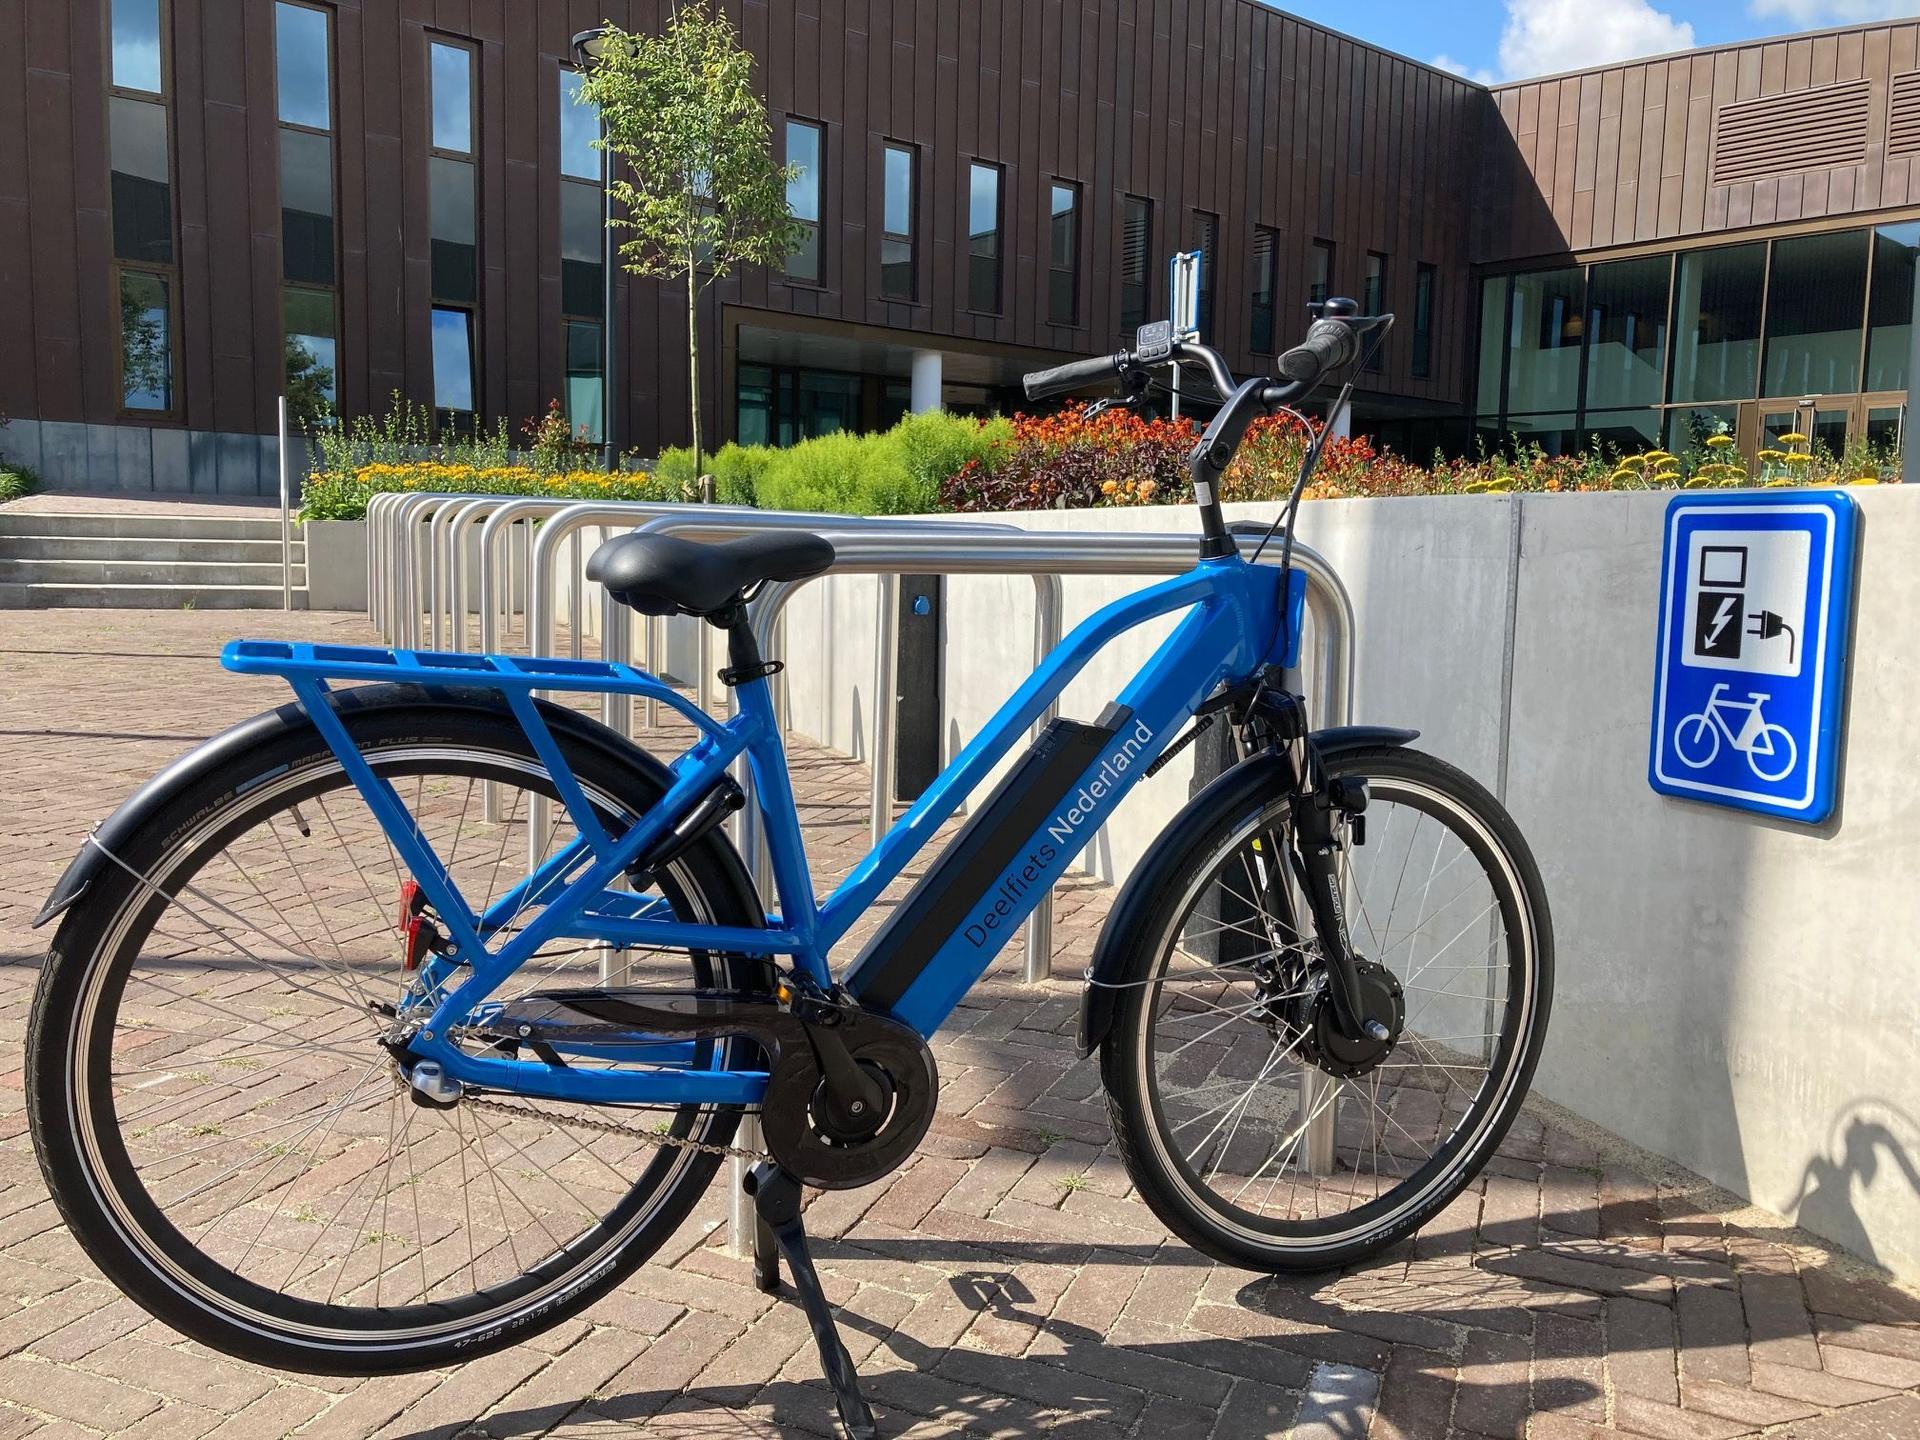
[221,639,721,735]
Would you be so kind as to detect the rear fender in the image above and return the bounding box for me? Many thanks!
[33,681,760,929]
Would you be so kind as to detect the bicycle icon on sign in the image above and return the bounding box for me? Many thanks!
[1674,683,1798,782]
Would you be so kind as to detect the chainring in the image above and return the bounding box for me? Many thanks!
[760,1012,939,1189]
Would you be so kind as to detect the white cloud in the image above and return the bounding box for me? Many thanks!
[1432,53,1498,84]
[1497,0,1696,80]
[1749,0,1920,22]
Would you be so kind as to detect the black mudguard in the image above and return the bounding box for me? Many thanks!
[33,681,761,930]
[1075,724,1418,1054]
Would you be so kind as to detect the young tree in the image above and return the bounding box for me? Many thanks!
[578,7,802,472]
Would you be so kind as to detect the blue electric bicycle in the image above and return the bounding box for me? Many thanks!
[27,305,1551,1437]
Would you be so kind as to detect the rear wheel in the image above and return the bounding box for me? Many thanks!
[28,698,765,1374]
[1099,745,1553,1271]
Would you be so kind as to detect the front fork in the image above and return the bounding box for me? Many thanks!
[1232,680,1373,1175]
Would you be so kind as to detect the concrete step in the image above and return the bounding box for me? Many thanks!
[0,511,288,541]
[0,582,309,609]
[0,534,305,563]
[0,558,307,586]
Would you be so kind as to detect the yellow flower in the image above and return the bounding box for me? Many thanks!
[1644,450,1675,463]
[1784,453,1813,465]
[1705,434,1735,448]
[1100,480,1118,494]
[1682,475,1710,489]
[1850,475,1880,486]
[1778,432,1808,445]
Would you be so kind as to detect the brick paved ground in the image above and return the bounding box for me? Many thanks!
[1,606,1918,1439]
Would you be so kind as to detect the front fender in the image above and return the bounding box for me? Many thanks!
[1075,724,1418,1054]
[33,681,756,929]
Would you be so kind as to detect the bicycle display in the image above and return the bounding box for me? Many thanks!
[25,303,1553,1438]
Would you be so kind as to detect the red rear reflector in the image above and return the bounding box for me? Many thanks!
[401,915,433,972]
[396,880,424,933]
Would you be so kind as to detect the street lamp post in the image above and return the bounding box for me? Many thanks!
[571,27,623,469]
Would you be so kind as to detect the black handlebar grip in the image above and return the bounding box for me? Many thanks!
[1276,318,1360,384]
[1023,351,1126,401]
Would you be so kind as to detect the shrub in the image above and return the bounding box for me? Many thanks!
[941,410,1193,511]
[707,442,775,506]
[0,466,37,506]
[297,462,686,522]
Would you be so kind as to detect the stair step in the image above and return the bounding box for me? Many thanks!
[0,558,307,586]
[0,512,289,541]
[0,535,305,562]
[0,583,310,610]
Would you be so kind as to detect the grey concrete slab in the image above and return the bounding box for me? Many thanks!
[150,427,192,492]
[188,430,220,494]
[36,422,88,487]
[113,425,154,492]
[1,417,42,477]
[215,432,264,496]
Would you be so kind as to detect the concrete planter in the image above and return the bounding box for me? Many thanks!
[303,519,369,611]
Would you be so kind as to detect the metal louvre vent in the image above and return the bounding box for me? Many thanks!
[1891,71,1920,158]
[1711,80,1872,185]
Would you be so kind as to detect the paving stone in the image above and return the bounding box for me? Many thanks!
[0,604,1915,1440]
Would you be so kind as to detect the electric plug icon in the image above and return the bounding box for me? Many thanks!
[1747,609,1797,665]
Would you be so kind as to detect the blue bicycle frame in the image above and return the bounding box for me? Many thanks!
[222,549,1306,1112]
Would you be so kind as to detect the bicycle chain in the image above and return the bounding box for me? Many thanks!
[460,1092,772,1163]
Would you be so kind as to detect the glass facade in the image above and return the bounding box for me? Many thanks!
[1363,252,1385,368]
[276,1,336,413]
[1048,182,1079,326]
[1192,210,1218,338]
[967,162,1001,313]
[429,40,476,429]
[785,120,823,283]
[1411,263,1434,378]
[109,0,175,414]
[881,143,915,300]
[1309,240,1332,308]
[559,69,602,443]
[1477,225,1915,457]
[1120,196,1152,333]
[737,363,898,447]
[1249,226,1277,354]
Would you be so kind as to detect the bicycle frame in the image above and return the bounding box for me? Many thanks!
[222,549,1306,1111]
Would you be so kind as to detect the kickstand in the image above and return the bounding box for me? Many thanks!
[744,1162,876,1440]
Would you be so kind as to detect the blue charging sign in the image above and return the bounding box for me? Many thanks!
[1649,489,1857,823]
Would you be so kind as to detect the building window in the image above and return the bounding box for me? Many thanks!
[1363,252,1386,368]
[429,39,477,429]
[1475,276,1507,423]
[1763,230,1868,399]
[559,68,603,443]
[1120,195,1153,334]
[276,1,337,413]
[1190,211,1218,339]
[1583,256,1668,419]
[881,143,916,301]
[109,0,176,415]
[1500,266,1584,454]
[1249,226,1278,354]
[1668,242,1765,406]
[785,120,823,283]
[1411,263,1435,378]
[1048,181,1080,326]
[968,161,1002,313]
[1310,240,1334,309]
[1867,222,1920,393]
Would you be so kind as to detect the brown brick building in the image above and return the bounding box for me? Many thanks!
[3,1,1916,492]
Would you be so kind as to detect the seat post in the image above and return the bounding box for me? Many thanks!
[714,604,779,687]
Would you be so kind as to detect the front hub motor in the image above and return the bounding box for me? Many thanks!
[1289,959,1405,1078]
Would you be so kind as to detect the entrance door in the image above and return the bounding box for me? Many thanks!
[1737,394,1904,462]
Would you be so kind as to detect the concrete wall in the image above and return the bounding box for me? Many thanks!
[777,489,1920,1282]
[1,417,318,497]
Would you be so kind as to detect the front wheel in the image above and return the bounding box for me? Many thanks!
[1099,745,1553,1272]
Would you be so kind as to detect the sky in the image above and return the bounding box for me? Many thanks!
[1269,0,1920,84]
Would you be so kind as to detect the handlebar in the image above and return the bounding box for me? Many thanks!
[1021,306,1380,408]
